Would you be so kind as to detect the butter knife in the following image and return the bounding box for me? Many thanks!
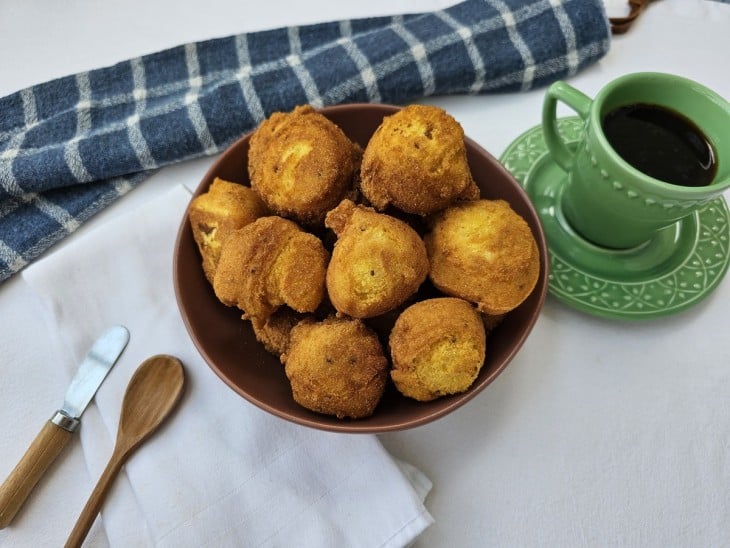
[0,325,130,528]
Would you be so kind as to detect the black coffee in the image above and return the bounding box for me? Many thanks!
[602,103,716,187]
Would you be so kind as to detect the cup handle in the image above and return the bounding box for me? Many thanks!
[542,81,593,171]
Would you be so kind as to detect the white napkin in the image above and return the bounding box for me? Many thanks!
[22,184,433,547]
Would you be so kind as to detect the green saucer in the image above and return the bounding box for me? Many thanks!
[500,117,730,320]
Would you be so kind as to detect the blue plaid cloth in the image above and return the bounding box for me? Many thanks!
[0,0,610,283]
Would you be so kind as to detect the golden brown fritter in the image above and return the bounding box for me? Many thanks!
[359,104,479,216]
[325,199,428,319]
[248,105,361,225]
[389,297,486,402]
[213,216,329,320]
[188,177,269,283]
[282,317,389,419]
[251,307,306,357]
[425,199,540,315]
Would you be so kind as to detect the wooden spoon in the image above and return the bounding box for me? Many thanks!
[65,355,185,548]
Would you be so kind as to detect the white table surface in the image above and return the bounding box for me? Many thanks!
[2,1,730,546]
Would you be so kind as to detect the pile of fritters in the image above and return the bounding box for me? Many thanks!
[188,103,541,420]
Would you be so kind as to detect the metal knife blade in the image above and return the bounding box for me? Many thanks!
[0,325,130,528]
[52,325,131,431]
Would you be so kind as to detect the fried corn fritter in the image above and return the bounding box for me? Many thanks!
[360,104,479,216]
[248,105,361,225]
[389,297,486,402]
[251,307,306,357]
[213,216,329,320]
[282,317,389,419]
[189,177,269,283]
[325,199,428,319]
[425,199,540,315]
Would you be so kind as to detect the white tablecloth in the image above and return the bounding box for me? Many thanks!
[2,1,730,546]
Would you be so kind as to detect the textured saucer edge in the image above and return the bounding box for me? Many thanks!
[500,117,730,320]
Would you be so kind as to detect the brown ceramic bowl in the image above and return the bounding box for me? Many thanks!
[173,103,548,433]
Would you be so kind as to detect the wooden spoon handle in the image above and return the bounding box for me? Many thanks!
[0,420,73,528]
[64,448,128,548]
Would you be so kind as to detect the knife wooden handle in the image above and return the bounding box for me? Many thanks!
[0,420,73,528]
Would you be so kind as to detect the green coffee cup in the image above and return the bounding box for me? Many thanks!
[542,72,730,249]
